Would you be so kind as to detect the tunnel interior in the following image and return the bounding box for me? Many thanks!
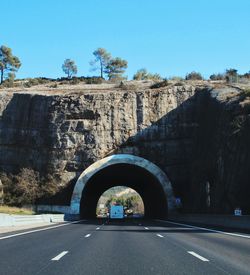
[80,163,168,219]
[96,186,145,216]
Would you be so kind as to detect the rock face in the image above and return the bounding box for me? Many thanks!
[0,84,249,214]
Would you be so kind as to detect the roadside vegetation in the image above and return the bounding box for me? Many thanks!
[0,168,59,208]
[0,205,34,215]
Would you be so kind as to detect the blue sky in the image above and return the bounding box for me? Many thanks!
[1,0,250,79]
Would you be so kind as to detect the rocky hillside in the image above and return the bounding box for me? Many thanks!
[0,81,249,214]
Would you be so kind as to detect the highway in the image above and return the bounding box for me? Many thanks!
[0,219,249,275]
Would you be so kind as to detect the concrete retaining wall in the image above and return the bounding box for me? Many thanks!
[168,214,250,230]
[0,213,65,227]
[35,205,71,214]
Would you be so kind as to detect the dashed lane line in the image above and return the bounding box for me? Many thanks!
[188,251,209,262]
[96,227,100,230]
[51,251,69,261]
[144,227,149,230]
[85,234,91,238]
[156,234,164,238]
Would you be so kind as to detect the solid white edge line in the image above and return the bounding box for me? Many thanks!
[156,234,164,238]
[85,233,91,238]
[0,220,85,241]
[155,219,250,239]
[188,251,209,262]
[51,251,69,261]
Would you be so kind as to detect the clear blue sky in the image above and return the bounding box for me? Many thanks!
[1,0,250,79]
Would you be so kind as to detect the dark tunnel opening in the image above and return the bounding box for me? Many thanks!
[80,164,168,219]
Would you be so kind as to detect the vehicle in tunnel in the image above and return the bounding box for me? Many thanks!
[109,205,124,219]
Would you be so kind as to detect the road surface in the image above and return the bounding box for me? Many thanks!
[0,219,249,275]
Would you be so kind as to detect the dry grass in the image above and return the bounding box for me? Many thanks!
[0,205,34,215]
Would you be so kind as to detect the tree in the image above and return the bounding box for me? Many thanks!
[225,68,238,83]
[0,45,21,84]
[90,48,111,78]
[105,57,128,80]
[62,59,77,78]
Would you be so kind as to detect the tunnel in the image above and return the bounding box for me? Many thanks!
[70,154,176,219]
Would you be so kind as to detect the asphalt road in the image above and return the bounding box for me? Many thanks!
[0,219,249,275]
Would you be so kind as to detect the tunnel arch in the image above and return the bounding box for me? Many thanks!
[70,154,176,218]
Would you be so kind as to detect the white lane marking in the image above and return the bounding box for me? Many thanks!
[0,220,86,241]
[157,234,164,238]
[85,233,91,238]
[155,220,250,239]
[96,227,100,230]
[144,227,149,230]
[188,251,209,262]
[51,251,69,261]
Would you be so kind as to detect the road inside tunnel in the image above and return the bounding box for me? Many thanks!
[80,164,168,219]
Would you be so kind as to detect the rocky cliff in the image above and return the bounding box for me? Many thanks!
[0,83,249,214]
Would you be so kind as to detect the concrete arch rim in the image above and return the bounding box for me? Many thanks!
[70,154,176,215]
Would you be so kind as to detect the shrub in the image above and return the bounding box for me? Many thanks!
[85,77,103,84]
[49,83,58,88]
[169,76,184,81]
[185,71,203,80]
[241,88,250,98]
[70,77,81,85]
[23,77,51,88]
[24,78,40,87]
[133,69,162,81]
[209,73,225,80]
[225,68,238,83]
[150,79,168,89]
[0,169,59,207]
[1,73,16,88]
[118,81,138,90]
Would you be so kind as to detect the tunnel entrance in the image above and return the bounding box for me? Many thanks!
[70,154,176,219]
